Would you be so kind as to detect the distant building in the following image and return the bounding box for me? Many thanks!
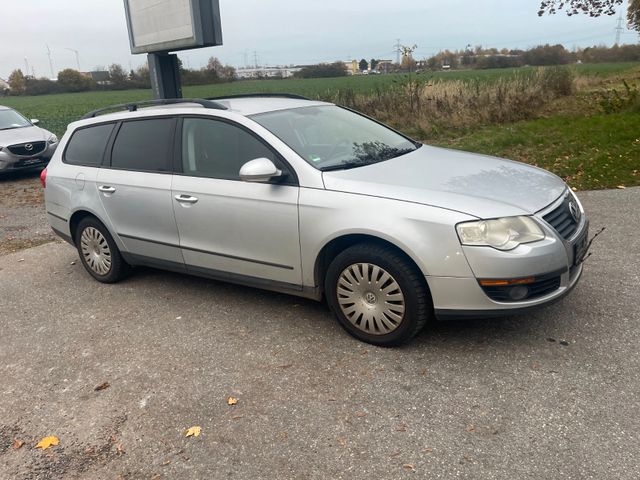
[236,66,301,79]
[344,60,359,75]
[81,71,111,85]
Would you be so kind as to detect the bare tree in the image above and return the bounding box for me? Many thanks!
[539,0,639,31]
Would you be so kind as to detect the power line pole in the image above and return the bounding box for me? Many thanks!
[615,12,624,45]
[394,39,402,65]
[24,58,30,76]
[253,51,259,68]
[46,44,55,78]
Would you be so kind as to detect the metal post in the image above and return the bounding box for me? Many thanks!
[148,53,182,99]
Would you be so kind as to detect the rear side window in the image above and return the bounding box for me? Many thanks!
[110,118,174,172]
[64,123,115,166]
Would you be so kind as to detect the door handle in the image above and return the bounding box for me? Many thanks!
[174,194,199,204]
[98,185,116,193]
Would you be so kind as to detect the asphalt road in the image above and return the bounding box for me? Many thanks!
[1,188,639,480]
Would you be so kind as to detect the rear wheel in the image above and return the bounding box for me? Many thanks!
[325,243,431,346]
[75,217,129,283]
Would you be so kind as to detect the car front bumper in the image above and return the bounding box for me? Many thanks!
[429,190,589,320]
[0,142,57,172]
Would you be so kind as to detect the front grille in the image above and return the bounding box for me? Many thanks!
[481,275,562,302]
[543,193,580,240]
[8,141,46,157]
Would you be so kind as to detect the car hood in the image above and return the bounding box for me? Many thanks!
[0,126,50,147]
[321,145,567,218]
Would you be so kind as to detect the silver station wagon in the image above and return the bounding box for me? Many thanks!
[43,95,589,346]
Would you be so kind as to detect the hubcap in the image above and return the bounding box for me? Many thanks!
[80,227,112,275]
[336,263,406,335]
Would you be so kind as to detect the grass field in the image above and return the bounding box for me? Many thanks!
[1,62,638,190]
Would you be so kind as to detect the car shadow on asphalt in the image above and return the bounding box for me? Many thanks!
[127,265,562,352]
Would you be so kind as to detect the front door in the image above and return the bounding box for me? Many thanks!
[171,117,301,287]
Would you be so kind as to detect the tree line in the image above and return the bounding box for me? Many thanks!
[425,43,640,71]
[3,57,236,96]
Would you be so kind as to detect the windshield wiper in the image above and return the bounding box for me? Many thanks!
[320,147,417,172]
[320,162,368,172]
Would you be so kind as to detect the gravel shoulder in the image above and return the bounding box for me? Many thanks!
[0,170,57,256]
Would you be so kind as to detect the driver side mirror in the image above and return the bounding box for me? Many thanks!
[31,119,40,125]
[239,158,283,183]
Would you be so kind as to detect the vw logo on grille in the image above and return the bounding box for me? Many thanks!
[569,200,581,222]
[24,143,33,151]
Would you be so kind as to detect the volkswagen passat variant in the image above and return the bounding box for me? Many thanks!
[0,106,58,174]
[43,95,589,346]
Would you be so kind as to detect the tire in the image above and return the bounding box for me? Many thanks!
[325,243,431,346]
[75,217,130,283]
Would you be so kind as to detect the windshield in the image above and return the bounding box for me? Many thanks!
[251,105,418,171]
[0,108,31,130]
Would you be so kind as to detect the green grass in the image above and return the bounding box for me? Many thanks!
[2,62,637,138]
[433,112,640,191]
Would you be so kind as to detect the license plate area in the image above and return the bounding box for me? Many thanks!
[573,226,589,266]
[17,158,43,167]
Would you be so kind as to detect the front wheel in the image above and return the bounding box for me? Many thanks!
[325,243,431,346]
[75,217,130,283]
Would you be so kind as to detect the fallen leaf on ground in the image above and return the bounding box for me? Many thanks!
[13,439,25,449]
[278,364,293,369]
[162,460,171,466]
[185,426,201,437]
[116,443,125,455]
[422,448,433,453]
[36,436,59,450]
[227,396,238,405]
[389,451,401,458]
[467,425,476,433]
[355,412,367,417]
[617,185,626,189]
[403,464,416,471]
[94,382,110,391]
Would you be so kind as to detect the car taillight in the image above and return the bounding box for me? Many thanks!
[40,167,47,188]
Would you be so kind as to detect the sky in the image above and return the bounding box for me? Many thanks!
[1,0,637,80]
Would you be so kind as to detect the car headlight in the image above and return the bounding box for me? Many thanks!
[48,134,58,144]
[456,216,545,251]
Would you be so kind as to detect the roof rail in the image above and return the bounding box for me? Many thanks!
[81,98,228,120]
[206,93,311,101]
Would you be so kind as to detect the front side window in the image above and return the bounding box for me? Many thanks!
[181,117,276,180]
[0,108,31,130]
[251,105,418,171]
[64,123,115,166]
[111,118,174,172]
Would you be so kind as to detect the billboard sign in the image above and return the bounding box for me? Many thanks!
[123,0,222,54]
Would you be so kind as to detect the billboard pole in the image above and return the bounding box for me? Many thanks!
[148,53,182,99]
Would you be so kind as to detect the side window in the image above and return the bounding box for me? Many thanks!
[181,118,277,180]
[64,123,115,166]
[111,118,174,172]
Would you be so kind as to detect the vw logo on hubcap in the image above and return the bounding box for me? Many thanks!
[364,292,377,305]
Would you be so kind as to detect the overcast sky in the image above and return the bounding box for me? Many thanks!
[1,0,637,79]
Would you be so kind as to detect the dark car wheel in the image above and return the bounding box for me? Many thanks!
[325,243,431,346]
[75,217,130,283]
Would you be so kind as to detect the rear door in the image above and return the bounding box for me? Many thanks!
[171,116,301,286]
[96,117,184,267]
